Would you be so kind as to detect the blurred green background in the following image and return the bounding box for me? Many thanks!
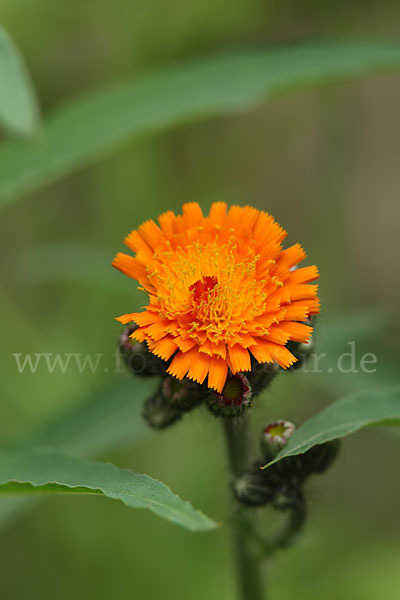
[1,1,400,599]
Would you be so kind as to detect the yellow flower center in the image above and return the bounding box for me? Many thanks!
[150,239,268,344]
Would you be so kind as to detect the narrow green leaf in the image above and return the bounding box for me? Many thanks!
[0,25,40,137]
[0,448,217,531]
[1,40,400,207]
[263,385,400,468]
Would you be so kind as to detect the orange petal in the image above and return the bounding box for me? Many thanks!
[274,244,306,275]
[287,265,319,284]
[266,325,291,345]
[208,356,228,393]
[187,351,211,385]
[112,253,148,282]
[199,339,227,359]
[152,336,178,360]
[167,348,198,380]
[228,205,259,231]
[281,303,311,321]
[130,327,146,342]
[278,322,313,343]
[228,344,251,373]
[115,313,136,325]
[130,311,158,326]
[124,230,153,259]
[145,321,170,341]
[182,202,204,228]
[138,219,164,251]
[267,343,297,369]
[305,298,321,314]
[289,284,319,302]
[250,339,296,368]
[158,210,178,236]
[175,337,197,352]
[253,211,287,246]
[208,202,227,225]
[226,205,258,230]
[249,342,273,364]
[236,334,257,348]
[205,339,227,359]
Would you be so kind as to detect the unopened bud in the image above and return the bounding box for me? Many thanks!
[233,467,281,507]
[261,420,296,462]
[143,392,182,429]
[119,325,167,377]
[161,376,203,412]
[206,373,252,417]
[272,483,305,513]
[299,439,340,476]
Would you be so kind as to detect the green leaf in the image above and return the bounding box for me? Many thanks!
[0,25,40,137]
[0,448,217,531]
[0,377,156,529]
[263,385,400,468]
[2,40,400,207]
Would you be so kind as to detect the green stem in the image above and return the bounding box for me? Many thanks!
[249,499,307,560]
[272,496,307,550]
[222,417,266,600]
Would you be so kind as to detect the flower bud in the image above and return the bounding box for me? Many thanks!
[206,373,252,417]
[161,376,203,412]
[299,439,340,476]
[261,420,296,462]
[143,391,182,429]
[119,325,167,377]
[272,482,305,513]
[233,466,281,507]
[261,421,305,480]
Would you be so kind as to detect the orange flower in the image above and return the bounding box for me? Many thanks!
[113,203,319,393]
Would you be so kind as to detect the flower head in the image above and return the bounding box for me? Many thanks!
[113,203,319,393]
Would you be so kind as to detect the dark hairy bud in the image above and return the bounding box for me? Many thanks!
[272,481,305,511]
[143,392,182,429]
[161,376,203,412]
[233,466,282,507]
[119,325,167,377]
[299,439,341,476]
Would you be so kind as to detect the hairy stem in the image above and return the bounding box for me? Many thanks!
[222,417,266,600]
